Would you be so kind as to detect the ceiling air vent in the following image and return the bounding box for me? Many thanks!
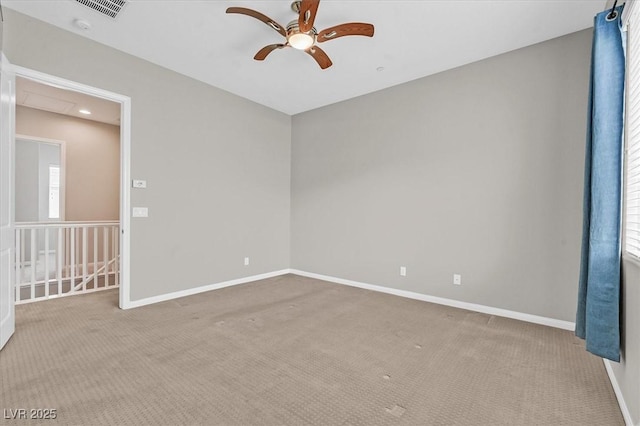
[75,0,127,19]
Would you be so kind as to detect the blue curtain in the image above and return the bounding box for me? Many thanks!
[576,6,625,362]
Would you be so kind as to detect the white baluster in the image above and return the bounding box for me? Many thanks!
[44,228,50,299]
[30,229,36,300]
[57,227,63,296]
[93,227,98,288]
[103,226,108,287]
[114,226,119,287]
[15,229,21,302]
[82,226,88,291]
[70,227,76,293]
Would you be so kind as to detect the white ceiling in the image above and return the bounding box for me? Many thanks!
[5,0,606,115]
[16,76,121,125]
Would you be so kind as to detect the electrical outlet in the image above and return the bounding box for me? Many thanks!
[400,266,407,277]
[244,257,250,266]
[132,179,147,188]
[453,274,461,285]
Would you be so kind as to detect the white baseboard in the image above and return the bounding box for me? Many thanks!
[122,269,291,309]
[124,268,576,329]
[289,269,576,331]
[604,359,636,426]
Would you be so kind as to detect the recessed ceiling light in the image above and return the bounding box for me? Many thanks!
[79,109,92,115]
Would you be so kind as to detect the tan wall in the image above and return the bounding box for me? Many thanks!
[16,106,120,221]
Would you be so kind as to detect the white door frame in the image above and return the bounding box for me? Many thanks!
[13,66,132,309]
[1,53,16,350]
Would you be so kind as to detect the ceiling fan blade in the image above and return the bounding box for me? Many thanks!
[298,0,320,33]
[226,7,287,37]
[317,23,375,43]
[254,44,287,61]
[305,45,332,69]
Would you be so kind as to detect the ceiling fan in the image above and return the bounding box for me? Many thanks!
[226,0,374,69]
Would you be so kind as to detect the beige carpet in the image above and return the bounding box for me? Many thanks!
[0,274,624,425]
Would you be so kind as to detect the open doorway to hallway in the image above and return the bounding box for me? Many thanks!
[12,71,130,306]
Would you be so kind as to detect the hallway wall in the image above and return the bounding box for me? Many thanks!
[16,105,120,221]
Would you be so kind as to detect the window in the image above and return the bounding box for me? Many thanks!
[626,5,640,258]
[48,165,60,220]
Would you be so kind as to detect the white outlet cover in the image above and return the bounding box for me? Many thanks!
[453,274,462,285]
[244,257,250,266]
[132,179,147,188]
[400,266,407,276]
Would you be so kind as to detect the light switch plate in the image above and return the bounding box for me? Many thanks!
[132,207,148,217]
[132,180,147,188]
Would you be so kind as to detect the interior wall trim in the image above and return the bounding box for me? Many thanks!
[126,267,577,330]
[289,269,576,331]
[604,359,637,426]
[123,269,291,309]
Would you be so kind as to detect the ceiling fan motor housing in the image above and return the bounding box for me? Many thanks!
[286,21,317,37]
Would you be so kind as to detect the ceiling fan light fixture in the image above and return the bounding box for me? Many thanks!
[286,20,316,50]
[288,32,314,50]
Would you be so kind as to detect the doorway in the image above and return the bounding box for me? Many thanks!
[12,66,131,309]
[15,135,66,223]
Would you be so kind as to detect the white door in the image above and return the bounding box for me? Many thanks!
[0,53,15,350]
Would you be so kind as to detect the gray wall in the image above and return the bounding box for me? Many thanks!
[0,2,4,52]
[4,9,291,301]
[291,29,592,323]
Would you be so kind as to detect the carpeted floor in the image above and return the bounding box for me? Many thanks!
[0,274,624,425]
